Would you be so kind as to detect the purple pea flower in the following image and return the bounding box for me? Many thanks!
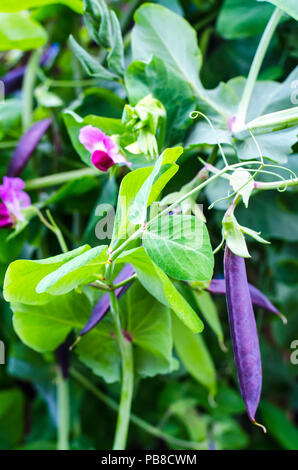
[79,125,131,172]
[0,176,31,228]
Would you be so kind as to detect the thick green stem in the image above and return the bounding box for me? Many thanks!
[109,290,134,450]
[70,368,203,450]
[22,50,41,131]
[25,167,100,190]
[56,369,70,450]
[237,7,283,125]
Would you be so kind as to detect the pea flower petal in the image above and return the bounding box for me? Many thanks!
[0,176,31,225]
[0,203,13,228]
[79,125,131,172]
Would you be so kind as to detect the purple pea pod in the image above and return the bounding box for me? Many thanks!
[208,279,286,324]
[7,118,52,177]
[2,66,26,95]
[79,264,135,336]
[224,247,266,431]
[2,44,60,95]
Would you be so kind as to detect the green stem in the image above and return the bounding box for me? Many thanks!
[70,368,203,450]
[22,50,41,131]
[109,290,134,450]
[254,177,298,190]
[56,369,70,450]
[25,167,100,190]
[0,141,19,149]
[237,7,283,124]
[113,274,137,290]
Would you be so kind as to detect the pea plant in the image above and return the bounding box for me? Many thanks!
[0,0,297,452]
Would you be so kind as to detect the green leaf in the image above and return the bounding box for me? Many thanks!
[36,245,108,295]
[76,313,120,383]
[63,110,125,166]
[261,401,298,449]
[216,0,275,39]
[259,0,298,20]
[117,247,204,333]
[107,10,125,76]
[77,282,176,382]
[128,147,182,226]
[112,151,179,242]
[121,282,176,378]
[0,0,83,13]
[12,291,92,352]
[132,3,202,92]
[193,291,225,349]
[0,12,47,51]
[69,35,116,80]
[143,215,214,281]
[4,245,91,305]
[0,389,25,449]
[172,315,216,395]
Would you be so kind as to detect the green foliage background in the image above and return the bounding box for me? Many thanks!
[0,0,297,451]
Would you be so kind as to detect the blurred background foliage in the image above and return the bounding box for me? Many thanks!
[0,0,297,450]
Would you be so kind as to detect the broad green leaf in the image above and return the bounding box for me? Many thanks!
[121,282,176,377]
[112,151,179,242]
[4,245,91,305]
[261,401,298,449]
[0,389,25,449]
[63,110,125,166]
[0,12,47,51]
[77,282,176,382]
[112,167,152,241]
[76,313,120,383]
[216,0,275,39]
[12,291,92,352]
[259,0,298,20]
[128,147,182,226]
[143,215,214,281]
[172,315,216,395]
[132,4,202,93]
[36,245,108,295]
[69,35,116,80]
[0,0,83,13]
[193,291,225,349]
[117,247,204,333]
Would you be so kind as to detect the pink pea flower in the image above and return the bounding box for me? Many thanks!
[0,176,31,228]
[79,125,131,172]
